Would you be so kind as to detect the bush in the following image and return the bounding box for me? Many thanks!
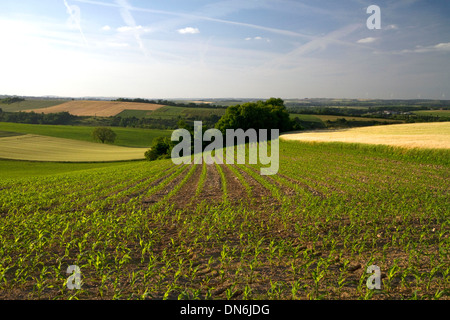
[145,137,174,161]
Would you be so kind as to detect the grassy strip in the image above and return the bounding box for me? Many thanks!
[281,140,450,166]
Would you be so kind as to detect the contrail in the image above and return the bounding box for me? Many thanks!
[73,0,314,40]
[63,0,88,46]
[115,0,147,56]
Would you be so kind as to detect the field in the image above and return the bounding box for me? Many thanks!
[413,110,450,118]
[23,100,165,117]
[0,160,127,180]
[314,115,401,123]
[116,106,226,120]
[0,134,148,162]
[281,122,450,150]
[0,122,172,148]
[0,140,448,300]
[0,99,68,112]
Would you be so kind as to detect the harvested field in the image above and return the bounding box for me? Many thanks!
[280,122,450,149]
[23,100,165,117]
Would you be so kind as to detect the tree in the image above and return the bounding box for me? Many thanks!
[215,98,294,135]
[92,127,117,144]
[145,137,174,161]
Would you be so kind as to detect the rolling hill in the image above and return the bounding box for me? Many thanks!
[0,134,147,162]
[23,100,165,117]
[280,122,450,149]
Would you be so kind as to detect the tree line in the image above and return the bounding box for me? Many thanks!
[115,98,227,109]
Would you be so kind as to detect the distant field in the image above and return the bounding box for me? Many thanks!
[0,99,68,112]
[281,122,450,149]
[289,114,323,122]
[0,134,147,162]
[23,100,165,117]
[413,110,450,117]
[316,115,402,123]
[117,106,226,120]
[0,122,171,147]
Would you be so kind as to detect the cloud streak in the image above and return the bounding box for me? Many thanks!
[63,0,88,45]
[115,0,147,56]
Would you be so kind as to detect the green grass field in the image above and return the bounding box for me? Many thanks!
[0,99,68,112]
[0,134,148,162]
[117,106,226,120]
[413,110,450,118]
[0,160,130,179]
[0,140,448,300]
[0,122,172,148]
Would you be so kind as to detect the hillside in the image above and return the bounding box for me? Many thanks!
[0,134,147,162]
[281,122,450,149]
[23,100,165,117]
[0,141,447,299]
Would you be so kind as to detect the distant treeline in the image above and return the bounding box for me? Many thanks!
[0,110,75,125]
[287,99,450,108]
[288,106,450,122]
[0,97,25,104]
[115,98,227,109]
[0,109,220,129]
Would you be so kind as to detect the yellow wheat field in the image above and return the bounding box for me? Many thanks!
[280,122,450,149]
[24,100,164,117]
[0,134,147,162]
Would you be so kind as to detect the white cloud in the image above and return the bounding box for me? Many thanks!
[101,25,111,31]
[409,42,450,53]
[177,27,200,34]
[117,25,151,33]
[245,36,270,42]
[357,37,377,44]
[385,24,398,30]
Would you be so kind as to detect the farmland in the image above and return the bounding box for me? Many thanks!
[281,122,450,150]
[117,106,227,120]
[0,99,68,112]
[0,140,448,300]
[0,122,172,148]
[0,134,148,162]
[23,100,165,117]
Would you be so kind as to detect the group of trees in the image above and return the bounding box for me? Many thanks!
[146,98,295,161]
[0,97,25,104]
[115,98,226,109]
[215,98,297,134]
[0,111,75,125]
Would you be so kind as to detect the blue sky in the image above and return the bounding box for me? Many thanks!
[0,0,449,99]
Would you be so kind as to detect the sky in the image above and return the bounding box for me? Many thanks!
[0,0,449,100]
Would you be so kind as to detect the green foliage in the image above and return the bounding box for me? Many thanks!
[92,127,117,144]
[145,137,174,161]
[215,98,295,134]
[0,97,25,105]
